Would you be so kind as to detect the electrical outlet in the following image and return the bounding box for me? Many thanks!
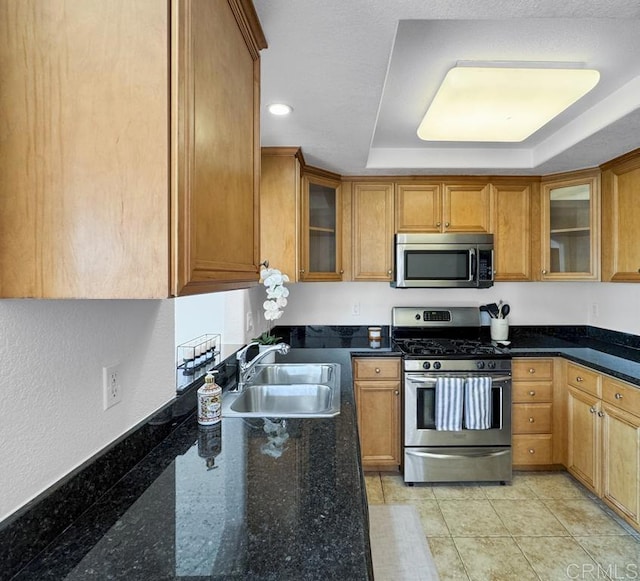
[351,301,360,316]
[246,311,253,332]
[103,364,122,410]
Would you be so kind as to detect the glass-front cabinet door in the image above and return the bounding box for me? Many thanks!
[300,170,343,281]
[541,172,600,281]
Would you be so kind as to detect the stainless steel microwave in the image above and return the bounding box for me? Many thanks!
[392,233,494,288]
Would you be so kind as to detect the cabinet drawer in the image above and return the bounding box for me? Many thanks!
[353,358,400,380]
[512,358,553,381]
[513,434,553,465]
[567,362,601,397]
[512,381,553,403]
[513,403,553,433]
[603,377,640,417]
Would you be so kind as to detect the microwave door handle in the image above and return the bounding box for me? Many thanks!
[469,248,477,282]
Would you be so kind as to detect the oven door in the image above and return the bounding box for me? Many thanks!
[404,372,511,447]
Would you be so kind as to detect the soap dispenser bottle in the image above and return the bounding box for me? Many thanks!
[197,370,222,426]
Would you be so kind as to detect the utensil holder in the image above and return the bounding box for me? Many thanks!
[490,318,509,341]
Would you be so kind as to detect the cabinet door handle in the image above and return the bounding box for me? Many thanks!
[528,417,535,423]
[576,376,583,382]
[589,407,596,413]
[615,392,623,399]
[529,390,536,396]
[597,411,605,417]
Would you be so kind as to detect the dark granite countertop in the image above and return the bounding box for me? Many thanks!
[12,349,373,581]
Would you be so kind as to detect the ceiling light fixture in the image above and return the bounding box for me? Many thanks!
[267,103,293,116]
[417,63,600,142]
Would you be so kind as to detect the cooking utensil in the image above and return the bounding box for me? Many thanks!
[486,303,500,318]
[500,304,510,318]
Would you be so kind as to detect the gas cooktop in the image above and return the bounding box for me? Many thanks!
[393,337,507,358]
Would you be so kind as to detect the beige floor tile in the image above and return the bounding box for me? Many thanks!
[545,498,630,536]
[483,475,537,500]
[515,536,604,581]
[438,500,510,537]
[453,536,539,581]
[364,473,384,504]
[408,500,451,537]
[381,473,436,501]
[431,484,487,500]
[491,499,570,536]
[575,535,640,577]
[519,472,588,499]
[427,537,470,581]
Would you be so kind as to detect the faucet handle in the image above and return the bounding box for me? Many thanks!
[276,342,291,354]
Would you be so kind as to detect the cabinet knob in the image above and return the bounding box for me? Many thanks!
[394,390,399,396]
[339,269,344,275]
[576,377,583,382]
[528,368,535,374]
[542,269,547,275]
[528,417,535,423]
[528,449,535,454]
[597,411,605,417]
[444,222,450,228]
[387,269,392,276]
[589,406,596,413]
[529,390,536,396]
[436,222,441,227]
[375,368,381,374]
[615,392,623,399]
[299,269,305,274]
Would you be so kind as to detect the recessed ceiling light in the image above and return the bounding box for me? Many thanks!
[267,103,293,116]
[417,65,600,142]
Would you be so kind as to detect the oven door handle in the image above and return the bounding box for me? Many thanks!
[406,374,511,383]
[406,448,510,459]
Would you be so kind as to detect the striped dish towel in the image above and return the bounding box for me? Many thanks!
[435,377,464,431]
[464,377,493,430]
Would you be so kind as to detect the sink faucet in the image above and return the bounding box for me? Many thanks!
[235,341,291,391]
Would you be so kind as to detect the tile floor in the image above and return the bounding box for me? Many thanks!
[365,471,640,581]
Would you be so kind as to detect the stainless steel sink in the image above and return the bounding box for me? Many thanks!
[222,363,341,418]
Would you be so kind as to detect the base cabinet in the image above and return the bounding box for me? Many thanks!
[565,364,640,530]
[353,358,401,470]
[512,358,555,467]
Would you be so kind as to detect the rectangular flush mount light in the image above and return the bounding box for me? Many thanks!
[417,63,600,142]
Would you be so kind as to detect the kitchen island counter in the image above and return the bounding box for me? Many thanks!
[11,349,373,581]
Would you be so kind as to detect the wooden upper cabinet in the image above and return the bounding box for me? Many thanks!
[172,0,265,296]
[259,147,303,282]
[0,0,265,298]
[396,183,442,232]
[540,170,600,282]
[396,181,491,233]
[601,149,640,282]
[300,168,343,281]
[443,182,492,233]
[492,180,535,281]
[352,183,395,281]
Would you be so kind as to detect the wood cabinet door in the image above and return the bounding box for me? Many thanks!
[567,386,601,494]
[300,171,343,281]
[540,171,600,282]
[492,182,532,281]
[352,183,394,281]
[172,0,265,295]
[260,148,302,282]
[442,183,492,233]
[601,157,640,282]
[602,403,640,526]
[395,184,442,232]
[355,381,401,468]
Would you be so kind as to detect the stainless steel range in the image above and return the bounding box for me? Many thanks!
[392,306,512,485]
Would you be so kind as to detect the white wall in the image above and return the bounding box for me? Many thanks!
[277,281,640,336]
[0,300,176,522]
